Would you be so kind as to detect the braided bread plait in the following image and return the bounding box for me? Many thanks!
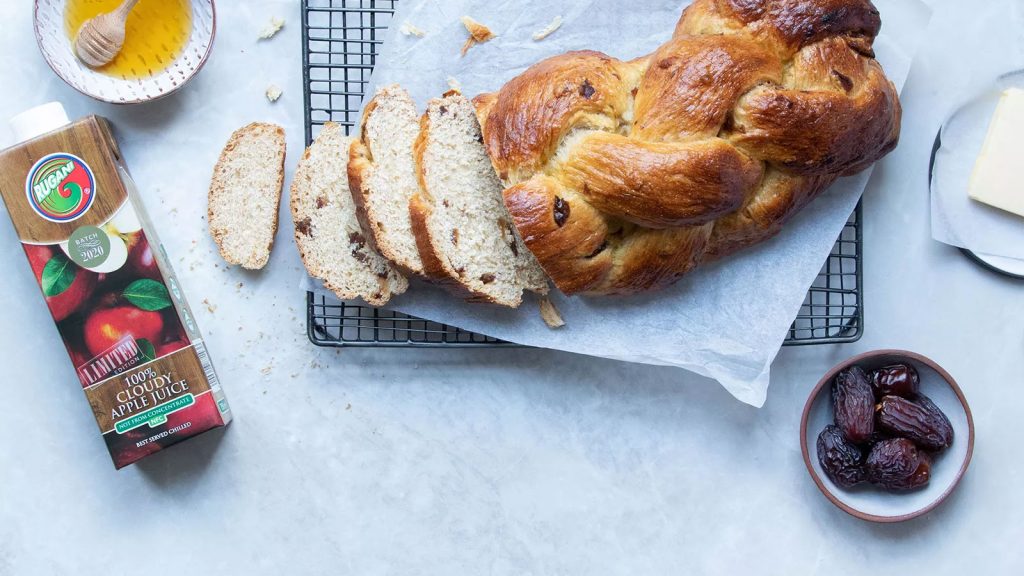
[474,0,900,295]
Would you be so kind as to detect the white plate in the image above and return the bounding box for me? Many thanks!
[930,69,1024,278]
[801,351,974,523]
[33,0,215,104]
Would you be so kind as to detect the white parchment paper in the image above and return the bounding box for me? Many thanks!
[313,0,929,407]
[928,0,1024,261]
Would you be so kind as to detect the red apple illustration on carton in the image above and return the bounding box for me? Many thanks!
[82,277,175,358]
[155,339,189,358]
[128,238,161,280]
[25,244,97,322]
[84,304,164,357]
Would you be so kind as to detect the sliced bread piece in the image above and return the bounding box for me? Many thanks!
[348,85,425,276]
[411,91,549,307]
[208,122,286,270]
[291,123,408,306]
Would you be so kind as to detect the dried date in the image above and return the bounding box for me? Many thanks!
[876,395,954,451]
[817,425,865,488]
[832,366,875,444]
[865,438,931,491]
[870,363,920,399]
[889,453,932,491]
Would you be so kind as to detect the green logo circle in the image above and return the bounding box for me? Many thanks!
[68,226,111,269]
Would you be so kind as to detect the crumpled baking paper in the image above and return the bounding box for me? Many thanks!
[310,0,929,406]
[930,0,1024,262]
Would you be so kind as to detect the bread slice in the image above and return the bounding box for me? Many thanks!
[411,91,549,307]
[348,85,425,276]
[208,122,286,270]
[291,123,408,306]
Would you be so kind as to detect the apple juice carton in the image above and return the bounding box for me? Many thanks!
[0,103,231,469]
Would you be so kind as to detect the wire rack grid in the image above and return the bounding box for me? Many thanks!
[301,0,864,348]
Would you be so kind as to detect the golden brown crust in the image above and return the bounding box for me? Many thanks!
[480,50,641,182]
[478,0,899,295]
[727,37,901,176]
[503,176,612,295]
[675,0,882,56]
[346,140,376,246]
[703,169,838,259]
[633,35,782,141]
[560,132,764,228]
[409,109,450,283]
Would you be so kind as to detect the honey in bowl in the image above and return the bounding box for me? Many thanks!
[64,0,193,80]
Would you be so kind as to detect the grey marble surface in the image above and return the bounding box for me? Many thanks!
[0,0,1021,574]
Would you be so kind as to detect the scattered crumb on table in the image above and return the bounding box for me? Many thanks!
[259,16,285,40]
[533,16,563,41]
[399,21,426,37]
[539,296,566,328]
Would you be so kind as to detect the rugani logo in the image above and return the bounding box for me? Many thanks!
[25,153,96,223]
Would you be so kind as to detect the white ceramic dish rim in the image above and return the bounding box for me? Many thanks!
[33,0,216,105]
[800,349,975,523]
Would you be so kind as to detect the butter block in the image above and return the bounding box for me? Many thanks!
[968,88,1024,218]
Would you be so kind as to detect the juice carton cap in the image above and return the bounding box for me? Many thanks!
[9,102,70,145]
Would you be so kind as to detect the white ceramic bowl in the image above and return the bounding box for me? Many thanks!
[34,0,216,104]
[801,350,974,523]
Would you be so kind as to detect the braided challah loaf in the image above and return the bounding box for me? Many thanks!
[475,0,900,295]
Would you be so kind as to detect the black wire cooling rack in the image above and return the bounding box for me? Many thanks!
[301,0,864,348]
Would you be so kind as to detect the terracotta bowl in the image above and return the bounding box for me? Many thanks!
[800,350,974,523]
[34,0,216,104]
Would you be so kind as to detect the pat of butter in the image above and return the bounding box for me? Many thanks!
[968,88,1024,218]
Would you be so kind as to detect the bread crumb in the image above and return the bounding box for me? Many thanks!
[539,296,565,328]
[532,16,563,41]
[399,21,427,37]
[266,84,283,102]
[260,365,272,376]
[460,16,495,56]
[259,16,285,40]
[447,76,462,93]
[203,299,217,314]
